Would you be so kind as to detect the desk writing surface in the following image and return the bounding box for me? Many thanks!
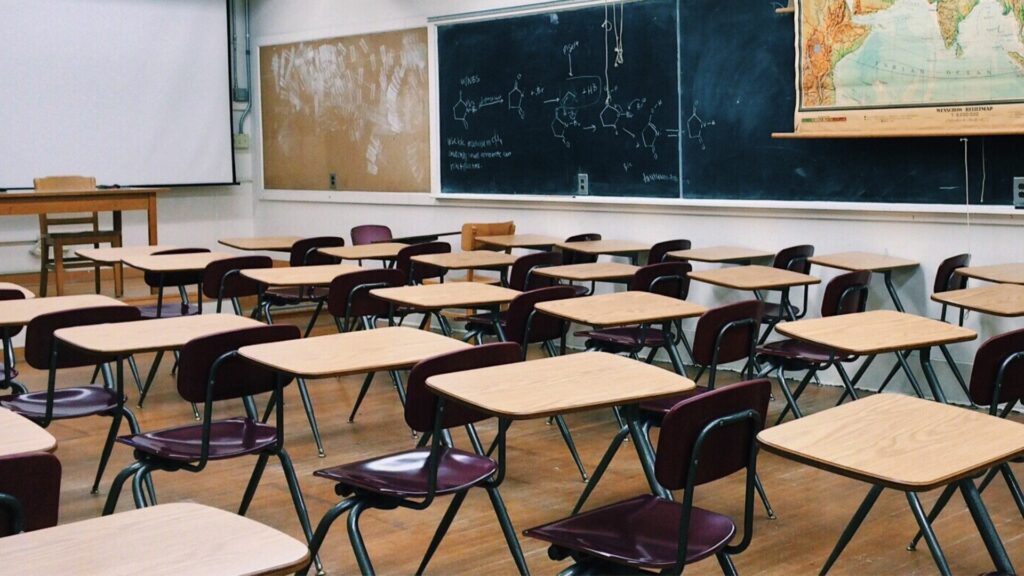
[0,282,34,299]
[55,314,263,355]
[532,262,639,282]
[427,352,695,420]
[0,294,124,328]
[371,283,520,309]
[688,265,820,290]
[320,243,407,261]
[411,250,516,270]
[556,240,651,256]
[536,292,705,327]
[218,236,302,251]
[241,264,363,287]
[475,234,561,249]
[808,251,918,272]
[122,252,234,273]
[957,263,1024,285]
[75,245,177,264]
[758,394,1024,490]
[932,284,1024,317]
[666,246,773,263]
[0,407,56,456]
[0,502,310,576]
[776,310,976,355]
[240,326,471,378]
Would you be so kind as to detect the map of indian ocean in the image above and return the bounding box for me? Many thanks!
[799,0,1024,110]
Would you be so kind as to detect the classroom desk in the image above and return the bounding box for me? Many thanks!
[689,265,820,337]
[218,236,302,252]
[555,240,651,264]
[0,187,164,246]
[932,283,1024,317]
[385,230,461,244]
[776,310,976,404]
[532,262,639,283]
[427,352,695,508]
[758,394,1023,575]
[241,264,364,331]
[0,406,57,456]
[808,251,918,312]
[535,291,706,375]
[475,234,561,250]
[319,242,408,261]
[956,263,1024,285]
[370,283,520,338]
[122,251,234,275]
[0,283,34,298]
[76,245,178,264]
[666,245,773,265]
[411,250,517,284]
[0,502,310,575]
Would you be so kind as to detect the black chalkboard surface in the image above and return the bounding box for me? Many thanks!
[438,0,681,198]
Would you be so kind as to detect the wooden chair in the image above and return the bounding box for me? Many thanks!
[456,221,515,284]
[34,176,123,297]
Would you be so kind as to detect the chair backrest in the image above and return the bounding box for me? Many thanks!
[350,225,393,246]
[969,328,1024,409]
[508,251,561,291]
[934,253,971,294]
[404,342,523,433]
[504,286,577,350]
[820,270,871,318]
[656,378,769,489]
[562,233,601,265]
[33,176,96,191]
[25,306,142,370]
[396,242,451,284]
[629,261,692,300]
[289,236,345,267]
[327,269,406,321]
[460,221,515,251]
[649,239,691,264]
[772,244,814,274]
[177,324,300,403]
[0,290,27,338]
[0,452,61,536]
[144,248,211,288]
[202,255,272,300]
[692,300,763,384]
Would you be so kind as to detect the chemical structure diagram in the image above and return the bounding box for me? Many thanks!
[686,101,716,150]
[452,90,505,130]
[508,76,526,120]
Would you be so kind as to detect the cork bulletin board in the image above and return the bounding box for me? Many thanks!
[259,28,430,192]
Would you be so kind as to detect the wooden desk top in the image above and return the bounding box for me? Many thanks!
[932,284,1024,317]
[388,230,461,243]
[411,250,516,270]
[555,240,651,255]
[76,245,177,264]
[427,352,695,420]
[0,282,34,299]
[0,294,124,328]
[808,251,918,273]
[532,262,639,282]
[240,326,472,378]
[536,291,706,327]
[475,234,561,249]
[218,236,302,252]
[666,246,773,263]
[688,265,820,290]
[371,283,520,310]
[241,264,363,287]
[0,502,310,575]
[758,393,1024,490]
[319,243,408,261]
[0,187,163,200]
[0,407,56,456]
[122,252,234,273]
[776,310,976,355]
[957,263,1024,285]
[55,314,264,355]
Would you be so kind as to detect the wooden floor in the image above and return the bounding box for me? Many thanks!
[9,273,1024,575]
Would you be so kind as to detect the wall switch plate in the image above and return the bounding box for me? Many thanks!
[1014,177,1024,209]
[329,173,337,190]
[577,173,589,195]
[232,133,250,149]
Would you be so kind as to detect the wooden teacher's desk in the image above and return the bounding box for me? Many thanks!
[0,187,164,245]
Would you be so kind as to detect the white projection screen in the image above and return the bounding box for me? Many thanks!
[0,0,235,189]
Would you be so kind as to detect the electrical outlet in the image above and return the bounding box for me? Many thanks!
[577,173,589,196]
[1014,177,1024,209]
[232,133,250,149]
[329,173,337,190]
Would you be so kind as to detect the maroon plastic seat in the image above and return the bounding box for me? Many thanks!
[756,270,870,421]
[202,255,272,314]
[463,251,562,337]
[650,239,692,264]
[525,379,770,574]
[0,452,61,536]
[117,417,278,461]
[301,343,529,576]
[137,248,210,319]
[350,224,393,246]
[0,289,25,390]
[0,305,142,494]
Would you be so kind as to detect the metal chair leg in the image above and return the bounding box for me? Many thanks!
[347,500,375,575]
[716,551,738,576]
[820,484,884,574]
[416,491,469,575]
[554,415,588,481]
[279,448,323,574]
[348,372,375,423]
[296,377,325,457]
[92,411,125,494]
[299,499,359,576]
[127,356,143,395]
[754,472,776,519]
[238,453,270,516]
[573,424,630,515]
[484,485,529,576]
[999,464,1024,518]
[102,461,144,515]
[137,350,164,408]
[908,483,958,551]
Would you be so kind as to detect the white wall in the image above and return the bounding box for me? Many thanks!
[243,0,1024,403]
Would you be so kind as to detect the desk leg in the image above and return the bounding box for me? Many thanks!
[820,484,884,575]
[662,323,687,376]
[895,350,927,399]
[146,192,158,245]
[882,271,905,312]
[919,346,948,404]
[960,478,1016,574]
[906,491,952,576]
